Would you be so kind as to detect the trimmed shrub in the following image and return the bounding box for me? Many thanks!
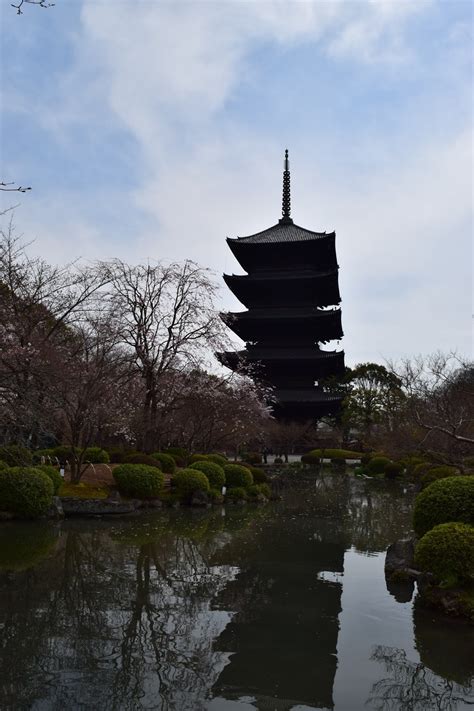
[189,454,209,464]
[209,488,224,503]
[226,487,248,501]
[415,522,474,586]
[106,446,134,463]
[83,447,110,464]
[151,453,177,474]
[354,466,367,477]
[188,461,225,488]
[0,445,33,467]
[413,462,435,478]
[421,466,459,489]
[360,453,374,467]
[124,453,162,468]
[244,451,262,465]
[0,467,53,518]
[367,457,391,475]
[172,468,210,500]
[206,453,228,466]
[223,464,253,489]
[384,462,403,480]
[51,445,74,461]
[164,447,189,466]
[36,464,62,494]
[248,466,267,483]
[247,484,261,498]
[257,483,271,498]
[113,464,164,499]
[413,476,474,537]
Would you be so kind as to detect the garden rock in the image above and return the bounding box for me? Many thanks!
[385,538,416,575]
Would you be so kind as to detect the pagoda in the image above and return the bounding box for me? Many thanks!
[218,150,345,420]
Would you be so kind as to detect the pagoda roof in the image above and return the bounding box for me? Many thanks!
[227,220,334,245]
[224,268,337,283]
[224,347,343,361]
[222,306,340,321]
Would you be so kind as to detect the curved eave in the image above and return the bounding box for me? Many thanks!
[227,223,335,244]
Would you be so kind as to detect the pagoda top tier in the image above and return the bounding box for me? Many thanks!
[227,222,333,246]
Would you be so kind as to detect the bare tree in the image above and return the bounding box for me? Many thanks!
[10,0,54,15]
[390,353,474,463]
[105,259,228,451]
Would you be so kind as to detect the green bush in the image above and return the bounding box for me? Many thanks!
[257,483,271,498]
[51,445,74,461]
[151,453,176,474]
[413,462,434,478]
[188,461,225,488]
[0,445,33,467]
[83,447,110,464]
[189,454,209,464]
[124,453,162,468]
[421,466,459,489]
[248,466,267,483]
[0,467,53,518]
[384,462,403,480]
[207,453,228,466]
[244,451,262,465]
[413,476,474,537]
[113,464,164,499]
[209,488,224,503]
[354,466,367,477]
[36,465,62,494]
[172,468,210,500]
[106,446,134,463]
[226,487,248,501]
[223,464,253,489]
[415,522,474,586]
[164,447,189,466]
[367,456,391,475]
[360,453,374,467]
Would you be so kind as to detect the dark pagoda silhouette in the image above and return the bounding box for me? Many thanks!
[218,150,345,421]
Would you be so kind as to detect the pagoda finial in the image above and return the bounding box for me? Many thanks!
[280,148,293,224]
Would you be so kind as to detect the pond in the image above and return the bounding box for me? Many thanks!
[0,474,473,710]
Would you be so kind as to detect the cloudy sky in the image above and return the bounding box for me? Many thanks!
[1,0,472,365]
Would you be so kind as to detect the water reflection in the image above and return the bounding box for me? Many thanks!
[368,645,473,710]
[0,475,472,710]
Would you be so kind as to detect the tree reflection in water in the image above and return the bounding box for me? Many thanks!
[368,645,474,711]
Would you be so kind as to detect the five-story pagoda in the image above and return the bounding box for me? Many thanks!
[218,150,345,420]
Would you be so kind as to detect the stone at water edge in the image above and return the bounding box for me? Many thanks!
[385,538,416,575]
[190,490,210,507]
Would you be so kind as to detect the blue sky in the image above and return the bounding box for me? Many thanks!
[1,0,472,364]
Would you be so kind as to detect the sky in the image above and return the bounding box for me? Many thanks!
[1,0,472,365]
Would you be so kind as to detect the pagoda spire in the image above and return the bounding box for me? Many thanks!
[280,149,293,224]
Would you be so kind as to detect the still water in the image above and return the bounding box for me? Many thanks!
[0,475,473,710]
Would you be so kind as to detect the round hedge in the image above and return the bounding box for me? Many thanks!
[420,466,459,490]
[172,468,210,500]
[226,486,248,501]
[413,476,474,537]
[0,445,33,467]
[0,467,53,518]
[189,461,225,488]
[248,466,267,483]
[248,483,271,498]
[206,453,228,466]
[415,522,474,585]
[83,447,110,464]
[113,464,164,499]
[151,453,177,474]
[35,465,62,494]
[124,453,162,468]
[223,464,253,489]
[367,456,391,475]
[189,454,209,464]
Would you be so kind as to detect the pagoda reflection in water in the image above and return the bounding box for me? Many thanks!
[218,150,345,420]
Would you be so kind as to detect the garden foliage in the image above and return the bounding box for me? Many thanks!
[415,522,474,586]
[223,464,253,489]
[0,467,53,518]
[113,464,164,498]
[413,476,474,537]
[151,453,177,474]
[172,468,210,499]
[188,461,225,488]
